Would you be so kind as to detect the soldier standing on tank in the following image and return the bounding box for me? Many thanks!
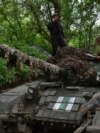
[47,13,66,56]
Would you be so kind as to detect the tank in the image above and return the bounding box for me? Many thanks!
[0,79,100,133]
[0,45,100,133]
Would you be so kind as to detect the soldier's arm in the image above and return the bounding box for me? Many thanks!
[79,94,99,116]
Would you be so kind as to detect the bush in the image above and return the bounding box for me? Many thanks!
[0,58,16,85]
[0,58,33,86]
[16,65,32,80]
[9,41,48,60]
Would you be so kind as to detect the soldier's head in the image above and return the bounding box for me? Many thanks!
[51,13,60,22]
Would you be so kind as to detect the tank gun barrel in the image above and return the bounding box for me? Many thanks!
[0,44,64,77]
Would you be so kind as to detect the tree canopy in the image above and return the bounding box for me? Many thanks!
[0,0,100,50]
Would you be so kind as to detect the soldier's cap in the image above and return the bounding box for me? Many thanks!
[51,13,60,18]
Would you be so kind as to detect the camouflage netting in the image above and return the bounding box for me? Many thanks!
[0,44,61,76]
[0,44,98,85]
[47,46,97,83]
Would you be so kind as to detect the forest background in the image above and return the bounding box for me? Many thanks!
[0,0,100,86]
